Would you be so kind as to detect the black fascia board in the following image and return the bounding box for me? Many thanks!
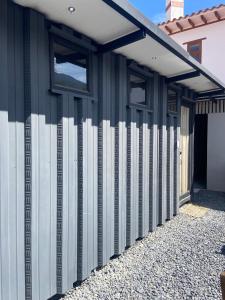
[166,71,200,84]
[98,29,146,53]
[197,89,225,99]
[102,0,225,91]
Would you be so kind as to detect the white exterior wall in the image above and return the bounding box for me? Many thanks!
[171,22,225,84]
[207,114,225,192]
[171,21,225,192]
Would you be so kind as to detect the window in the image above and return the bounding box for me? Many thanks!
[52,39,89,92]
[168,89,178,113]
[184,39,205,63]
[129,73,147,105]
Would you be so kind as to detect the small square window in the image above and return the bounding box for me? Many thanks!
[186,40,203,63]
[53,40,89,92]
[168,89,178,113]
[129,73,147,105]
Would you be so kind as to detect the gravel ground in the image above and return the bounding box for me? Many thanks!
[62,190,225,300]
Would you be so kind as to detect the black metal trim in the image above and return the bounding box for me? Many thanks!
[98,29,146,53]
[49,25,98,52]
[166,71,200,84]
[128,61,154,78]
[49,29,96,98]
[182,96,196,104]
[197,89,225,99]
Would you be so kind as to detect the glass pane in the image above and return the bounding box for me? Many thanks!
[189,44,200,52]
[130,74,146,105]
[54,42,88,91]
[168,89,177,113]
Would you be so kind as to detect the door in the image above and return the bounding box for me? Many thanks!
[180,106,190,196]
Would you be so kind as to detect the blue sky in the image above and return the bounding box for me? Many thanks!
[129,0,225,23]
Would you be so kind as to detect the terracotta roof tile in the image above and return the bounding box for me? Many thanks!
[159,3,225,26]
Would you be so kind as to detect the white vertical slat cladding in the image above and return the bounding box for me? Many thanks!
[196,100,225,114]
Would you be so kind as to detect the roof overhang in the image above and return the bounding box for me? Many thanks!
[13,0,225,94]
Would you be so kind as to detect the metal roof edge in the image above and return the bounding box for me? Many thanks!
[102,0,225,91]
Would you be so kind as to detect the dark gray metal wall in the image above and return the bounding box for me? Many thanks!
[0,1,192,299]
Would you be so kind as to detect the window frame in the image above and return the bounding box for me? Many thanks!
[128,65,153,110]
[183,38,206,64]
[50,34,92,95]
[167,86,178,115]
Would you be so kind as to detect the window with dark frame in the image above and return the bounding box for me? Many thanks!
[52,39,89,92]
[129,72,147,106]
[168,88,178,113]
[185,39,203,63]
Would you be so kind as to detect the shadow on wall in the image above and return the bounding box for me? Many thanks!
[192,190,225,212]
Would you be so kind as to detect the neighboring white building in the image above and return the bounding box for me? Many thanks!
[160,3,225,84]
[160,2,225,192]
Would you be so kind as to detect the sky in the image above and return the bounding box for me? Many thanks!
[129,0,225,23]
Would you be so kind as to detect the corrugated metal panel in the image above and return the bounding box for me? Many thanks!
[0,1,187,299]
[158,78,167,225]
[140,110,151,237]
[0,1,25,300]
[114,55,127,255]
[167,115,175,220]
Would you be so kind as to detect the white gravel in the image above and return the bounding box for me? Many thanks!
[62,190,225,300]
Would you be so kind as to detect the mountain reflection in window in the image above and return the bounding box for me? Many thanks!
[130,74,147,105]
[168,89,177,113]
[54,42,88,91]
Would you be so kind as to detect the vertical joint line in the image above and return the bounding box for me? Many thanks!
[126,109,131,246]
[24,10,32,300]
[98,104,103,266]
[56,98,63,293]
[77,102,84,279]
[138,112,143,237]
[149,114,154,230]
